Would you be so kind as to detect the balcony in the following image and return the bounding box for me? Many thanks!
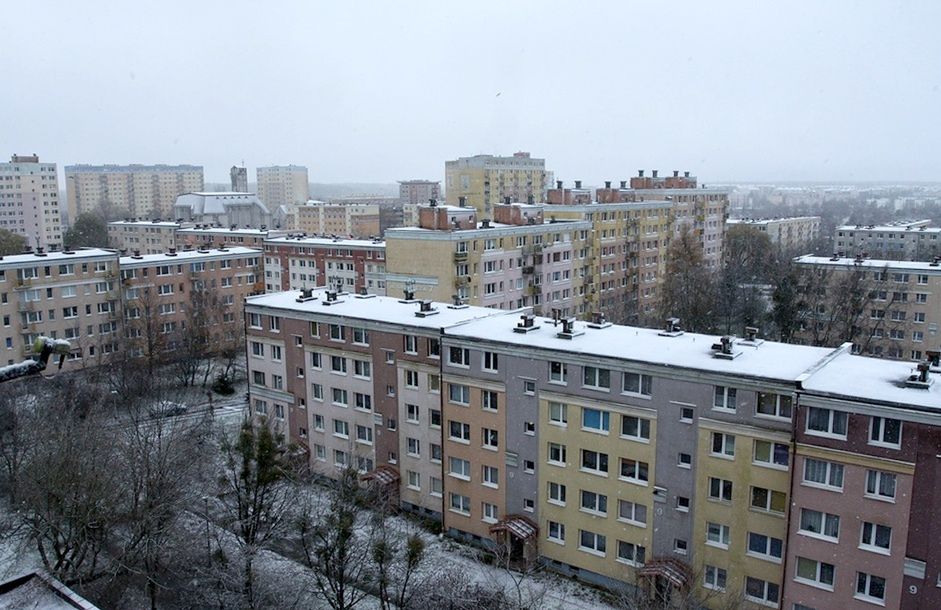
[453,251,468,262]
[521,266,534,275]
[454,276,469,288]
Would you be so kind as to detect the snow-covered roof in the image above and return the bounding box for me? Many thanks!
[385,219,591,239]
[177,227,284,236]
[836,222,938,233]
[446,314,839,384]
[794,255,941,272]
[173,192,269,215]
[801,350,940,411]
[264,236,385,248]
[107,220,185,228]
[728,216,820,225]
[119,246,261,267]
[246,289,503,330]
[0,248,116,266]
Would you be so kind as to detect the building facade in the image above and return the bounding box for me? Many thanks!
[173,192,273,228]
[263,235,386,295]
[399,180,441,227]
[835,221,941,261]
[230,166,248,192]
[727,216,821,251]
[445,152,550,215]
[295,201,381,238]
[1,154,63,248]
[64,164,203,220]
[176,226,287,250]
[256,165,309,209]
[108,220,189,254]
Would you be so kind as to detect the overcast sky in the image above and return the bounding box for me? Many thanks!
[3,1,940,185]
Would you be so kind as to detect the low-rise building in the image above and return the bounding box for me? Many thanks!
[835,221,941,261]
[176,226,288,250]
[727,216,821,251]
[108,220,189,254]
[262,235,386,295]
[295,200,381,238]
[173,192,273,228]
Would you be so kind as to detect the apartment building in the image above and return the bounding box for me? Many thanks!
[262,235,386,295]
[108,220,189,254]
[384,201,591,317]
[793,255,941,361]
[1,154,63,248]
[727,216,821,251]
[256,165,309,209]
[119,246,261,359]
[176,226,288,250]
[64,164,203,220]
[245,288,941,608]
[230,166,248,192]
[400,180,441,226]
[835,221,941,261]
[0,247,120,368]
[173,192,276,228]
[445,152,550,215]
[295,200,381,238]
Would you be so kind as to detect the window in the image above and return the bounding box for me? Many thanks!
[429,409,441,428]
[250,341,264,357]
[383,350,394,363]
[547,520,565,543]
[449,493,470,515]
[523,459,535,473]
[865,470,897,500]
[352,327,369,345]
[583,366,610,389]
[430,443,442,462]
[548,401,567,426]
[619,458,649,484]
[311,383,323,401]
[310,352,322,369]
[548,361,568,384]
[803,458,844,490]
[329,324,344,341]
[252,370,266,386]
[676,496,690,512]
[523,380,535,395]
[449,457,470,479]
[429,374,440,393]
[406,437,420,456]
[331,388,348,406]
[482,351,499,372]
[355,425,373,444]
[799,508,840,540]
[581,408,610,433]
[620,415,650,441]
[622,372,652,396]
[548,442,567,465]
[757,392,792,419]
[711,432,735,458]
[482,427,498,450]
[448,346,469,366]
[706,522,730,548]
[404,369,419,388]
[482,502,498,523]
[548,482,566,505]
[860,522,891,553]
[795,557,835,589]
[674,539,688,555]
[806,407,848,438]
[354,393,372,411]
[482,465,499,488]
[680,406,694,422]
[709,478,733,502]
[616,541,645,566]
[578,530,606,555]
[430,477,442,497]
[618,500,647,526]
[449,420,470,442]
[524,421,535,435]
[330,355,347,374]
[855,572,886,603]
[580,490,608,515]
[448,383,470,405]
[869,416,901,448]
[427,337,440,358]
[704,565,727,591]
[271,374,283,390]
[269,316,280,332]
[406,404,419,423]
[407,470,421,490]
[751,487,786,514]
[713,386,737,411]
[745,577,780,605]
[678,452,692,468]
[481,390,498,411]
[354,360,371,378]
[580,449,608,475]
[753,440,789,468]
[333,419,349,438]
[748,532,783,561]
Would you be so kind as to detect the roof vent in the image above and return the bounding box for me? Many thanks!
[400,281,417,303]
[166,248,177,257]
[354,287,376,299]
[711,336,741,360]
[131,249,143,260]
[926,350,940,372]
[458,196,466,208]
[504,196,511,205]
[905,361,934,389]
[447,294,469,309]
[931,256,940,267]
[556,317,584,340]
[296,287,317,303]
[415,299,439,317]
[527,217,535,225]
[587,311,612,329]
[829,253,840,261]
[556,180,563,189]
[574,180,582,189]
[322,289,343,305]
[739,326,764,347]
[659,317,684,337]
[620,180,627,189]
[34,247,47,257]
[604,181,611,189]
[481,219,491,228]
[513,313,540,334]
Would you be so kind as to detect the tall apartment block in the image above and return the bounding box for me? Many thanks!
[230,166,248,192]
[64,164,203,220]
[727,216,821,251]
[245,287,941,610]
[399,180,441,226]
[793,255,941,361]
[445,152,550,215]
[295,201,381,238]
[0,154,63,249]
[256,165,309,209]
[384,200,591,317]
[0,247,120,368]
[263,235,386,295]
[834,221,941,261]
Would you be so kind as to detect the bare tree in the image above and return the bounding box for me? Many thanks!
[660,226,719,333]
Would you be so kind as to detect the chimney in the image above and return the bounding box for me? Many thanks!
[652,170,658,178]
[604,181,611,189]
[556,180,563,189]
[458,196,466,208]
[638,170,644,177]
[673,170,679,177]
[744,327,759,342]
[620,180,627,189]
[504,196,511,205]
[684,171,690,178]
[429,198,437,207]
[574,180,582,189]
[659,317,683,336]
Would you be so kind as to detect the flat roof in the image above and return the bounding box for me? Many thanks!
[264,236,384,248]
[446,314,838,384]
[836,223,939,232]
[794,255,941,272]
[0,248,116,266]
[385,219,591,239]
[801,351,940,410]
[108,220,184,227]
[246,289,503,330]
[119,246,261,266]
[177,227,280,236]
[728,216,820,224]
